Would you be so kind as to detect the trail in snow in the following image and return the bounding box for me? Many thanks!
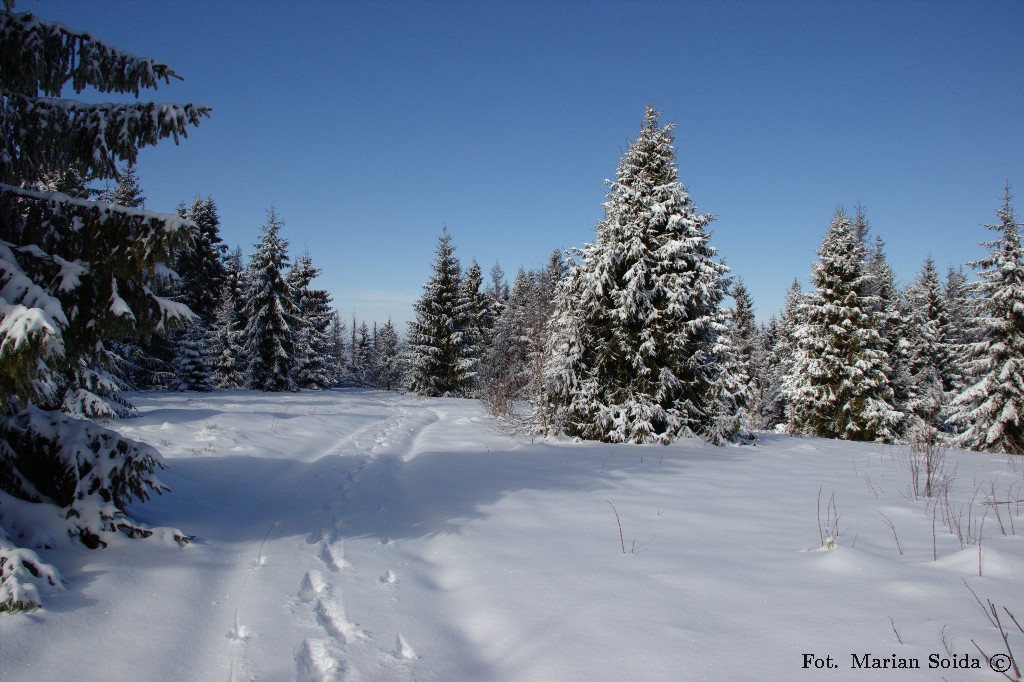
[2,390,1021,682]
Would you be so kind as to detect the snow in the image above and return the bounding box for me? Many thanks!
[1,389,1022,681]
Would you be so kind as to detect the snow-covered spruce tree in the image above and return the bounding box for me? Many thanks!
[901,257,956,433]
[407,228,476,397]
[948,187,1024,454]
[483,261,509,334]
[943,265,975,395]
[208,246,245,389]
[242,209,299,392]
[175,195,226,325]
[371,319,405,391]
[98,162,145,208]
[326,310,347,386]
[482,252,566,429]
[783,209,901,442]
[758,280,803,431]
[864,234,912,435]
[287,251,334,389]
[458,259,487,386]
[481,268,534,420]
[170,320,214,391]
[705,280,756,444]
[0,5,206,610]
[544,106,730,444]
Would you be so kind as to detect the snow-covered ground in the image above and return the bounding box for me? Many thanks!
[1,390,1021,681]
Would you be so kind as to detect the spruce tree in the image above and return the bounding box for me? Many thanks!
[371,319,405,391]
[544,106,729,443]
[0,4,205,610]
[175,195,227,325]
[948,187,1024,454]
[407,228,475,397]
[759,280,803,431]
[326,311,347,386]
[99,162,146,208]
[242,209,298,392]
[901,257,956,432]
[287,252,334,389]
[208,247,245,388]
[705,279,756,444]
[944,265,974,395]
[783,209,900,441]
[170,320,214,391]
[481,268,535,419]
[457,259,487,393]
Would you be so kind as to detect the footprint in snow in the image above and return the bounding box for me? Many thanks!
[298,570,325,602]
[315,597,364,644]
[320,539,350,572]
[395,634,417,661]
[294,639,344,682]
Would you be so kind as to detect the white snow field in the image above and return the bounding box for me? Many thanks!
[1,390,1021,681]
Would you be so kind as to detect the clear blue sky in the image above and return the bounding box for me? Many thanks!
[26,0,1024,326]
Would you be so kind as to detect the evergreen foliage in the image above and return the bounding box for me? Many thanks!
[326,311,347,386]
[0,4,205,610]
[287,252,334,389]
[175,196,227,325]
[783,209,900,442]
[170,320,214,392]
[901,257,956,432]
[544,106,729,444]
[407,228,476,397]
[242,209,298,392]
[208,247,245,389]
[99,163,145,208]
[371,319,405,391]
[948,187,1024,454]
[705,280,756,444]
[758,280,803,431]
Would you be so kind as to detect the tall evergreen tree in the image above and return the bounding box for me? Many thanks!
[371,319,405,391]
[783,209,900,441]
[544,106,729,443]
[706,279,756,443]
[326,310,347,386]
[0,5,205,610]
[407,228,475,397]
[99,162,146,208]
[483,261,508,333]
[458,259,487,393]
[242,209,298,392]
[208,247,245,388]
[901,256,956,432]
[948,187,1024,454]
[759,280,803,430]
[175,195,227,325]
[944,265,975,395]
[287,251,334,389]
[170,320,214,391]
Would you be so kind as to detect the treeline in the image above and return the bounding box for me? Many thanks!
[403,107,1024,456]
[43,175,409,413]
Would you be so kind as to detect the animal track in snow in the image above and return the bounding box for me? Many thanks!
[380,569,397,585]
